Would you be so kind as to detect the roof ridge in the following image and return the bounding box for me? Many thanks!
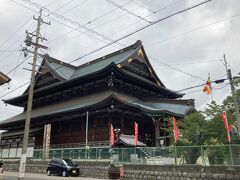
[76,40,142,70]
[45,54,77,69]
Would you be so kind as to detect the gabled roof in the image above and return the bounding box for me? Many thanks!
[43,40,164,86]
[114,134,147,147]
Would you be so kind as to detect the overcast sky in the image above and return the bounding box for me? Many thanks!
[0,0,239,121]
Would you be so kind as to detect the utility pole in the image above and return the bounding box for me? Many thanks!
[223,54,240,136]
[18,9,50,180]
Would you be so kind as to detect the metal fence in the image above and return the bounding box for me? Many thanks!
[32,144,240,166]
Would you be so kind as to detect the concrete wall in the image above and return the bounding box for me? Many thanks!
[3,160,240,179]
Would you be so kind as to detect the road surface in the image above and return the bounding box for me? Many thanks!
[0,172,105,180]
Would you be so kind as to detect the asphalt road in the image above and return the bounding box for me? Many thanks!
[0,172,105,180]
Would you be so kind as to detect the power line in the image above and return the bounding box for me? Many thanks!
[59,0,183,60]
[0,82,29,99]
[149,56,205,82]
[0,50,20,52]
[106,0,152,24]
[51,0,75,12]
[36,0,213,83]
[9,0,120,49]
[131,0,156,13]
[44,0,59,7]
[152,60,221,66]
[8,0,38,13]
[68,0,212,64]
[146,10,240,47]
[0,107,22,112]
[6,55,30,76]
[0,0,213,100]
[20,0,124,47]
[57,0,89,14]
[0,16,32,49]
[47,0,132,44]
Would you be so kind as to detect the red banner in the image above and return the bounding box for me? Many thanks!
[135,122,138,146]
[173,117,179,143]
[110,124,114,146]
[221,111,231,142]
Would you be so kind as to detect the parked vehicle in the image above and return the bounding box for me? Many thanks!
[46,158,79,177]
[0,160,4,173]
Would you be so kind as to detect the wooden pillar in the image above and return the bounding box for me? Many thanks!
[121,115,124,134]
[153,117,160,147]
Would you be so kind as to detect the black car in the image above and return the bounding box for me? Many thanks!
[46,158,79,177]
[0,160,4,173]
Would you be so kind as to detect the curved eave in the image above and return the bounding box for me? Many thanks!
[4,62,182,106]
[0,92,194,127]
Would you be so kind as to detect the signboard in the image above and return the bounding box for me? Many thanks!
[43,124,51,160]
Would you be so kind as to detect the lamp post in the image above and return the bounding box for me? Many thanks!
[114,128,121,139]
[85,111,89,159]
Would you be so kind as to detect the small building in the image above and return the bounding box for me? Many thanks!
[0,40,194,158]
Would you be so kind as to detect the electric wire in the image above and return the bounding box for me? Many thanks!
[20,0,124,47]
[146,9,240,47]
[106,0,152,24]
[0,50,20,52]
[51,0,75,12]
[0,16,32,49]
[131,0,156,13]
[9,52,22,80]
[57,0,89,15]
[69,0,213,64]
[60,0,184,60]
[8,0,120,49]
[6,56,30,76]
[47,0,132,44]
[0,82,29,99]
[36,0,213,86]
[8,0,39,13]
[44,0,59,7]
[54,0,188,61]
[152,60,221,66]
[0,0,213,100]
[149,56,205,82]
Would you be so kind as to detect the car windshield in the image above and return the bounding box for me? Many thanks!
[63,159,75,166]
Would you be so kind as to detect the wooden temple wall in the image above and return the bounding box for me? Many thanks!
[34,112,156,148]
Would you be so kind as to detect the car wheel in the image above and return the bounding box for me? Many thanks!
[47,169,51,176]
[62,170,67,177]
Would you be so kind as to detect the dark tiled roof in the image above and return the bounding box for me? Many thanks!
[0,91,194,126]
[45,41,141,81]
[114,134,146,147]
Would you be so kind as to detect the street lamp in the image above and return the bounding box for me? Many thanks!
[114,128,120,139]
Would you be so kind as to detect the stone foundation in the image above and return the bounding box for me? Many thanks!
[4,160,109,179]
[3,160,240,179]
[121,164,240,180]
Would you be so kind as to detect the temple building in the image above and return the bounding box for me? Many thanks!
[0,40,194,157]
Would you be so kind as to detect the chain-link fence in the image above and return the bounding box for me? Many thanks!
[32,144,240,166]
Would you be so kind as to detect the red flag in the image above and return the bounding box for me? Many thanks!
[221,111,231,142]
[173,117,179,143]
[110,124,114,146]
[134,122,138,146]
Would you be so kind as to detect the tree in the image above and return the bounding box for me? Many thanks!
[202,101,223,119]
[173,112,207,164]
[222,89,240,119]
